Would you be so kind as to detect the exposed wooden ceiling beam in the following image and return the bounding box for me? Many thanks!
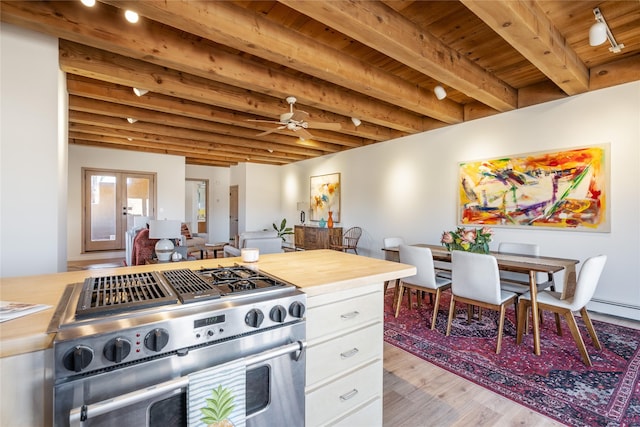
[1,0,431,133]
[101,0,463,125]
[284,0,518,112]
[461,0,589,95]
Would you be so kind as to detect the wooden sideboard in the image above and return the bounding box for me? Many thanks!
[295,225,342,250]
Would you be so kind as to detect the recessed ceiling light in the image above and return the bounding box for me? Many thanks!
[126,117,138,124]
[124,10,139,24]
[80,0,96,7]
[133,88,148,96]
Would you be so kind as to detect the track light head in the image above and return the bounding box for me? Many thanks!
[133,88,148,97]
[351,117,361,127]
[434,85,447,100]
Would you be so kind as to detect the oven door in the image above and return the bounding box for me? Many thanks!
[54,324,305,427]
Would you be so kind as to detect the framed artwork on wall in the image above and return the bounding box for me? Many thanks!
[310,173,341,223]
[457,144,610,232]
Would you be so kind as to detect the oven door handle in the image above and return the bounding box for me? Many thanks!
[69,376,189,427]
[245,340,306,365]
[68,340,306,426]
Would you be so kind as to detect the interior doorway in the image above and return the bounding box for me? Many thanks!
[185,179,208,236]
[229,185,238,242]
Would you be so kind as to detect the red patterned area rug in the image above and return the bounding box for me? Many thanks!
[383,291,640,426]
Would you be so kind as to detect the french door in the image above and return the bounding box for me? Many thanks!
[83,168,156,252]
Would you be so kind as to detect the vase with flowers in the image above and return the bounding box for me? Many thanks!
[441,226,493,254]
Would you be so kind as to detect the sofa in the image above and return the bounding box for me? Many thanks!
[223,230,283,257]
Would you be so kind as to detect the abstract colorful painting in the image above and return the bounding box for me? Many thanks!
[457,145,609,231]
[310,173,340,222]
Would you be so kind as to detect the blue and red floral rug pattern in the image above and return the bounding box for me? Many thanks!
[384,291,640,426]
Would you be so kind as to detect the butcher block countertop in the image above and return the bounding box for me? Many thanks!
[0,250,415,358]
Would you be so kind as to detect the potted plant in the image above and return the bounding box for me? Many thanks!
[272,218,294,242]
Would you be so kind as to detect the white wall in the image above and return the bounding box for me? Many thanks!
[282,82,640,320]
[1,23,67,277]
[67,145,186,261]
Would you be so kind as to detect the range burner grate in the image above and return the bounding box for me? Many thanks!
[161,269,221,303]
[75,272,178,319]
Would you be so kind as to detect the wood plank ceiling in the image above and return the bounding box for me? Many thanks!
[2,1,639,167]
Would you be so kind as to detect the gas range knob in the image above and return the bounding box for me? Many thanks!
[270,305,287,323]
[103,337,132,363]
[289,301,306,318]
[245,308,264,328]
[63,345,94,373]
[144,328,169,352]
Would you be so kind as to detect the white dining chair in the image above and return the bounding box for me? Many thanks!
[447,251,518,354]
[383,237,405,300]
[395,245,452,330]
[516,255,607,366]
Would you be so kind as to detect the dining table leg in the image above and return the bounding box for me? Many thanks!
[529,271,541,356]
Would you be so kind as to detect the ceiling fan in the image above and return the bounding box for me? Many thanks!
[249,96,341,140]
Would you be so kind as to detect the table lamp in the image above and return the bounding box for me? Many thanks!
[149,220,182,262]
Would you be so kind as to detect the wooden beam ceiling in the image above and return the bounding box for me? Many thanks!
[1,0,638,167]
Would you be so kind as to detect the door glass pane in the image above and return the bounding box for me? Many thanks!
[90,175,117,242]
[126,177,151,230]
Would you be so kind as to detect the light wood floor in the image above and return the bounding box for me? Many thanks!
[383,311,639,427]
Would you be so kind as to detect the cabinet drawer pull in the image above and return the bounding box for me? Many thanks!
[339,389,359,401]
[340,311,360,320]
[340,348,359,359]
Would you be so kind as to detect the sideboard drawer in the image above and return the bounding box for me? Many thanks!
[307,291,382,340]
[306,360,382,427]
[307,322,382,386]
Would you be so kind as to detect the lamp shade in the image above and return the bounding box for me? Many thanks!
[589,22,607,46]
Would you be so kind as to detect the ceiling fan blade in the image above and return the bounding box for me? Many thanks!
[256,125,286,137]
[290,110,309,122]
[294,127,314,140]
[247,119,284,124]
[307,121,342,131]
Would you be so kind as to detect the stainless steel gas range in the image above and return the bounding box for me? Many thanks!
[48,265,306,427]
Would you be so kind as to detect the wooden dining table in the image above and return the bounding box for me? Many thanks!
[382,244,579,356]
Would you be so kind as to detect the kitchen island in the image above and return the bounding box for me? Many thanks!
[0,249,415,426]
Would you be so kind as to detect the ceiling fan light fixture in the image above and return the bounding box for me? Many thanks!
[126,117,138,124]
[351,117,361,127]
[133,88,148,96]
[124,10,139,24]
[434,85,447,100]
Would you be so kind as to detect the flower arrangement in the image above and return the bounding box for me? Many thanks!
[441,226,493,254]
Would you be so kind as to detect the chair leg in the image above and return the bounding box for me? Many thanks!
[496,304,507,354]
[430,289,441,330]
[580,307,602,350]
[555,313,563,336]
[394,284,405,318]
[446,297,456,336]
[563,310,593,366]
[392,279,400,307]
[384,280,390,294]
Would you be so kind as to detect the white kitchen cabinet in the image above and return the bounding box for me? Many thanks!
[305,282,384,426]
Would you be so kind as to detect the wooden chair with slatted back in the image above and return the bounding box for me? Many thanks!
[331,226,362,254]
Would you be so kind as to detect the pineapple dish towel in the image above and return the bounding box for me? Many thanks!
[188,359,247,427]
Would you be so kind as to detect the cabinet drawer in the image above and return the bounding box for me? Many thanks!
[306,360,382,427]
[332,397,382,427]
[307,322,382,386]
[307,292,382,340]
